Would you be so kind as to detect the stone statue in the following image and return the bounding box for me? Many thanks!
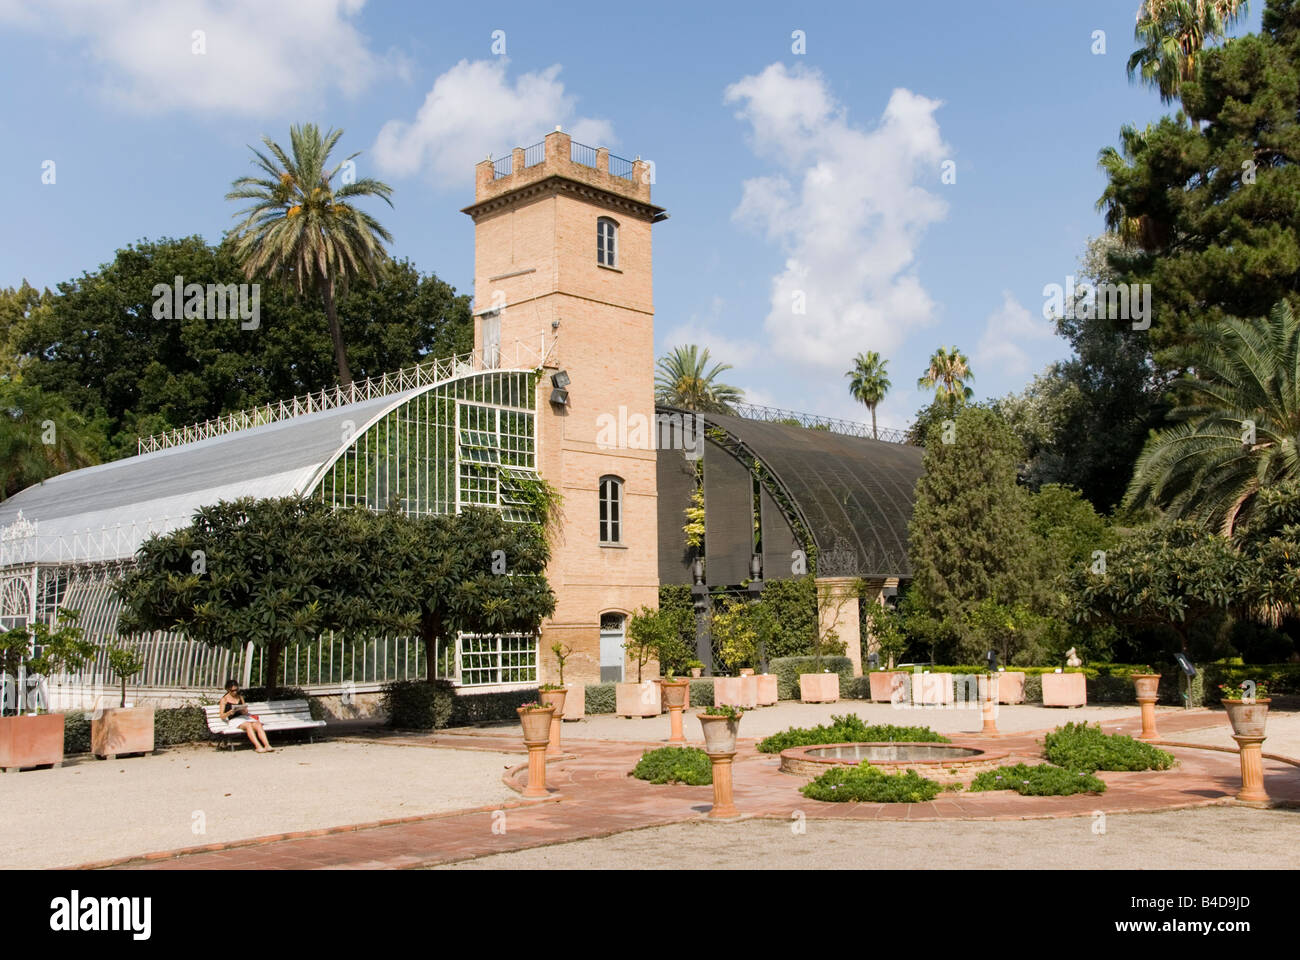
[1065,647,1082,668]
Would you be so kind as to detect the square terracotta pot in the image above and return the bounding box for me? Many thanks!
[562,683,585,721]
[754,674,778,706]
[799,672,840,703]
[615,681,660,717]
[997,671,1026,704]
[913,673,954,705]
[1041,671,1087,707]
[714,676,756,709]
[0,713,65,771]
[869,671,907,702]
[91,706,155,759]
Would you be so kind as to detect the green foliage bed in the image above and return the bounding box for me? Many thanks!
[969,762,1106,796]
[800,763,941,803]
[756,713,949,754]
[631,746,712,785]
[1043,722,1175,772]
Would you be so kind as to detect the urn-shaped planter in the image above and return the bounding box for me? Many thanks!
[91,706,155,760]
[0,713,65,771]
[517,705,555,743]
[698,713,741,755]
[660,679,689,709]
[1132,674,1161,701]
[539,686,567,719]
[1223,699,1270,739]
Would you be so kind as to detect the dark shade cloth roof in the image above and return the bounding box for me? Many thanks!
[703,412,924,578]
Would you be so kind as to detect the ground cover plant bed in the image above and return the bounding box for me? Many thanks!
[757,713,949,754]
[631,746,713,785]
[969,762,1107,796]
[800,761,942,803]
[1043,722,1175,772]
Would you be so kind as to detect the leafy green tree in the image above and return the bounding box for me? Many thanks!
[1098,2,1300,371]
[655,345,743,413]
[1126,301,1300,535]
[227,123,394,386]
[845,351,891,438]
[1129,0,1249,103]
[0,378,108,500]
[625,606,682,682]
[17,237,471,458]
[907,407,1033,661]
[0,281,51,378]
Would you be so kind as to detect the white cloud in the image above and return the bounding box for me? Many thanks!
[725,64,949,374]
[975,290,1054,378]
[372,59,614,187]
[1,0,385,114]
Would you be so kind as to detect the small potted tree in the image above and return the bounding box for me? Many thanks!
[0,610,95,772]
[687,659,704,679]
[660,669,691,743]
[550,642,584,721]
[91,645,155,760]
[618,607,665,718]
[865,603,908,701]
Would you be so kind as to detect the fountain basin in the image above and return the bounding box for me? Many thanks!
[779,741,1008,783]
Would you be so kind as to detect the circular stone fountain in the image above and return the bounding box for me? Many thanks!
[779,742,1008,783]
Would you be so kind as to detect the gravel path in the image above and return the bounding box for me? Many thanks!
[436,806,1300,870]
[3,740,518,869]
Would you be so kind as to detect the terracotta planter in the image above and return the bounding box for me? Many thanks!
[738,668,755,677]
[1223,699,1270,739]
[539,687,567,719]
[869,671,907,703]
[517,706,554,743]
[997,671,1025,704]
[615,681,660,717]
[754,673,778,706]
[660,679,689,709]
[912,672,954,705]
[0,713,64,771]
[91,706,155,760]
[1041,671,1087,707]
[690,668,702,678]
[562,682,585,721]
[799,672,840,703]
[698,713,740,755]
[1132,674,1161,702]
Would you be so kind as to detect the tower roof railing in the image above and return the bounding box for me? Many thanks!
[136,336,555,454]
[729,401,909,445]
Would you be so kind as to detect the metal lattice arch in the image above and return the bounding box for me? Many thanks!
[0,354,543,709]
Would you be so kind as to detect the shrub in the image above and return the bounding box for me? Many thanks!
[63,712,91,754]
[769,656,853,700]
[969,762,1106,796]
[586,683,616,714]
[631,746,712,785]
[449,688,540,726]
[689,679,714,707]
[801,763,941,803]
[381,680,455,730]
[64,704,213,753]
[757,713,949,753]
[1043,722,1175,772]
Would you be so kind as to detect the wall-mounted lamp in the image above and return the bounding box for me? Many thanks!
[550,370,570,407]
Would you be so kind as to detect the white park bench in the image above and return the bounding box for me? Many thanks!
[203,700,327,747]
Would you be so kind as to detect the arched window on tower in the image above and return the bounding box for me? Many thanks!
[599,475,623,544]
[597,217,618,268]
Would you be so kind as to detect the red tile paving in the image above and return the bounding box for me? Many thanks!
[90,708,1300,870]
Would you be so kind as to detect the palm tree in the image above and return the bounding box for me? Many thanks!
[227,123,394,386]
[1125,300,1300,536]
[0,380,103,499]
[917,346,974,402]
[845,351,891,439]
[655,345,744,413]
[1127,0,1248,104]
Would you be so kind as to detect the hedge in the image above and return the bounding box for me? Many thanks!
[63,704,213,753]
[769,656,854,700]
[586,683,615,714]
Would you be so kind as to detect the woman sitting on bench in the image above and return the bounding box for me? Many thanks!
[220,680,273,753]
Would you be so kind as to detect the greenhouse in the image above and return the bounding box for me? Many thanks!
[0,354,541,709]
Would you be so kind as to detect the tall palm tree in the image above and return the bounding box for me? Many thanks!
[845,351,891,439]
[1128,0,1248,103]
[654,345,744,413]
[917,346,974,402]
[1125,300,1300,536]
[227,123,394,386]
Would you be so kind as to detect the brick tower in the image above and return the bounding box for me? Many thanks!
[462,129,666,687]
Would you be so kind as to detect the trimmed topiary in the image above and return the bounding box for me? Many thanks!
[801,762,941,803]
[969,762,1106,796]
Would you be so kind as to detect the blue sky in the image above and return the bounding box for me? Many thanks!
[0,0,1263,429]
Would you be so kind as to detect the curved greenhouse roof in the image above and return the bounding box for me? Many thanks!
[0,367,540,567]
